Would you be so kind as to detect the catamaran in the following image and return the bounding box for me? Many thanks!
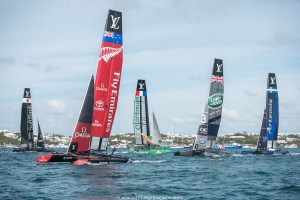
[13,88,52,153]
[127,79,173,154]
[36,9,130,164]
[241,73,289,155]
[174,59,229,156]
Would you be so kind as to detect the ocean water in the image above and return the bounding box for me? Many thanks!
[1,147,300,200]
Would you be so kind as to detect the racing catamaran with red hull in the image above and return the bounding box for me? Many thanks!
[36,9,129,164]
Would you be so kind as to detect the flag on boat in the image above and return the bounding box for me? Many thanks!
[136,91,147,96]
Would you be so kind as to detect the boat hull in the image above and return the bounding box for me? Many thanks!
[36,153,78,162]
[89,156,130,164]
[128,149,173,154]
[224,146,243,149]
[174,149,230,157]
[36,153,130,164]
[241,150,289,155]
[13,147,54,153]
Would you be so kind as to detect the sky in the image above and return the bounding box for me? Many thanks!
[0,0,300,137]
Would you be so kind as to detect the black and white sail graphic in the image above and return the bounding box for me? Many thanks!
[20,88,34,150]
[193,59,224,150]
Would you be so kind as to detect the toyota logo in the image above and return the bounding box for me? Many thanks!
[95,100,104,108]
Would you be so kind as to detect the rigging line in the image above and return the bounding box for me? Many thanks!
[92,38,102,75]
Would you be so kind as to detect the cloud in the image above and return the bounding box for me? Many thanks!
[0,56,14,65]
[223,108,240,121]
[45,100,67,114]
[243,89,259,97]
[258,32,300,47]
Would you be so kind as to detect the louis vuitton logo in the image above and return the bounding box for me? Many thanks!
[270,76,276,84]
[110,15,120,29]
[216,64,222,72]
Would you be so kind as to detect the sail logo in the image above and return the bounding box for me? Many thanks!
[199,140,206,144]
[199,128,207,133]
[105,72,121,132]
[110,15,120,29]
[37,156,48,162]
[27,105,33,131]
[70,144,76,150]
[25,90,30,97]
[96,83,107,91]
[208,93,223,109]
[139,83,144,90]
[267,99,273,135]
[99,46,123,62]
[94,100,104,111]
[134,97,140,130]
[270,76,276,85]
[216,64,223,72]
[92,120,102,127]
[74,127,91,138]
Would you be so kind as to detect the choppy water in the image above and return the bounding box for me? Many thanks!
[0,147,300,200]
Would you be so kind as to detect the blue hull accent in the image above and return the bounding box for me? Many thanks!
[241,150,289,155]
[225,146,243,149]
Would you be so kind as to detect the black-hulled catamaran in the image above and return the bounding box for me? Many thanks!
[36,9,130,164]
[241,73,289,155]
[174,59,229,156]
[13,88,52,152]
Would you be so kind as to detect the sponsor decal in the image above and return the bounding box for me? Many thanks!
[199,127,207,133]
[138,82,144,90]
[216,64,223,72]
[63,157,74,160]
[199,140,206,144]
[25,90,30,97]
[27,105,33,132]
[208,93,223,109]
[92,120,102,127]
[134,97,140,130]
[74,127,91,138]
[270,76,276,85]
[94,100,104,111]
[110,15,120,29]
[37,156,48,162]
[105,72,120,132]
[267,99,273,135]
[71,144,77,151]
[96,83,108,91]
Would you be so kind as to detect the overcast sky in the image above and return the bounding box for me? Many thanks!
[1,0,299,136]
